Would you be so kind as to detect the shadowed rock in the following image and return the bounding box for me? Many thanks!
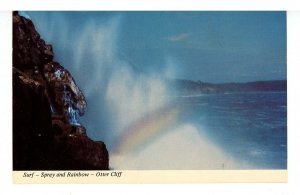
[13,11,109,170]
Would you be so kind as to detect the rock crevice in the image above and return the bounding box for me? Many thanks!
[13,11,109,170]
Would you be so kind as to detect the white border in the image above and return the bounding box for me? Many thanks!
[287,11,300,194]
[0,11,13,190]
[0,0,299,11]
[1,1,300,194]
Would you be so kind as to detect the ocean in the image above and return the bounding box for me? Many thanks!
[25,11,287,170]
[175,91,287,169]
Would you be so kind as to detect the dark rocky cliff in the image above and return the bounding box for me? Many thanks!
[13,11,109,170]
[168,79,287,95]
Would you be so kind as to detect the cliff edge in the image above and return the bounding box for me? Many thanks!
[13,11,109,170]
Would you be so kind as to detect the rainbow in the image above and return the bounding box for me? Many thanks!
[113,102,181,154]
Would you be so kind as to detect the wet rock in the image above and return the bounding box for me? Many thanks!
[43,61,86,124]
[13,11,53,71]
[13,11,109,170]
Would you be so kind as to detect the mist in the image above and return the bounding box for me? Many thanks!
[27,12,248,169]
[29,12,172,147]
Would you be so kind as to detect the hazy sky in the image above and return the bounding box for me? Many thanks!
[23,11,287,170]
[28,11,286,83]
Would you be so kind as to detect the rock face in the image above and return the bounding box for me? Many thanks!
[13,11,109,170]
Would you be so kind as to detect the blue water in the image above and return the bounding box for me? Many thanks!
[176,91,287,169]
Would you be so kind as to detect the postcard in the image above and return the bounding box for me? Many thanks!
[12,11,287,183]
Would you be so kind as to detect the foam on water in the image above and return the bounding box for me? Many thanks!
[27,12,274,169]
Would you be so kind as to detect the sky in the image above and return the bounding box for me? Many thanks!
[119,11,287,83]
[21,11,288,169]
[27,11,286,83]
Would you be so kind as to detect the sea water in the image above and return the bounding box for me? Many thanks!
[175,91,287,169]
[26,12,287,169]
